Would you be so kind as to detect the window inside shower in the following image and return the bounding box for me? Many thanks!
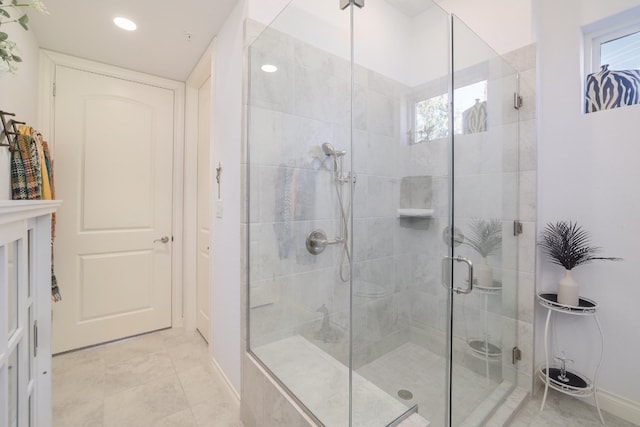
[410,80,488,144]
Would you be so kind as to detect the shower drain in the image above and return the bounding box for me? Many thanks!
[397,389,413,400]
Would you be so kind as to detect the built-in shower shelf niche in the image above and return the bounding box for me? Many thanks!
[396,208,434,218]
[399,176,433,220]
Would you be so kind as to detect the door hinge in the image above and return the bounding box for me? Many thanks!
[34,320,38,357]
[340,0,364,9]
[53,82,56,97]
[513,220,523,236]
[512,346,522,364]
[513,92,523,110]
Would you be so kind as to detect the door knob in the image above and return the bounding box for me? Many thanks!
[154,236,170,244]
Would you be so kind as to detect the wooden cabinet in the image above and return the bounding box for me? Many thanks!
[0,201,60,427]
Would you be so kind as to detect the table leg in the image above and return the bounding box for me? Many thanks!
[540,308,552,411]
[484,293,489,383]
[594,315,605,425]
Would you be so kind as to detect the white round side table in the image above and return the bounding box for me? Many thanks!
[537,292,605,425]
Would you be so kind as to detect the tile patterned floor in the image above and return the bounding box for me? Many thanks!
[54,328,638,426]
[511,390,638,427]
[52,328,243,427]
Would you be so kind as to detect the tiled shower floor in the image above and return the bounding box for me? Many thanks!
[254,336,430,426]
[255,336,501,426]
[357,342,501,427]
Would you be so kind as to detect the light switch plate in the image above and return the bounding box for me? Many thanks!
[216,200,223,218]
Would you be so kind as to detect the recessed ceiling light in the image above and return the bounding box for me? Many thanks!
[261,64,278,73]
[114,17,137,31]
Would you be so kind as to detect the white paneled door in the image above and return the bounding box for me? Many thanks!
[52,65,175,353]
[196,76,212,342]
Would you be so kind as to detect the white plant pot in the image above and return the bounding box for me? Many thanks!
[476,257,493,287]
[557,269,579,306]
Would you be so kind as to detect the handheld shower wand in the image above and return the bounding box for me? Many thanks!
[321,142,351,282]
[322,142,347,181]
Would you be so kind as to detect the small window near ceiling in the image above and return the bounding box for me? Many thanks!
[414,94,449,143]
[410,80,488,144]
[584,8,640,113]
[599,30,640,70]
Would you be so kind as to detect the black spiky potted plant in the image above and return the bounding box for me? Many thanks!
[463,218,502,287]
[539,221,621,306]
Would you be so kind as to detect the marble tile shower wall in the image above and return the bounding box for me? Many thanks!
[246,21,537,391]
[455,69,521,385]
[350,69,418,368]
[405,46,538,391]
[247,26,352,358]
[247,24,434,368]
[403,83,517,385]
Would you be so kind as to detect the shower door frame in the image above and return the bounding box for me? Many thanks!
[443,13,520,427]
[245,4,519,427]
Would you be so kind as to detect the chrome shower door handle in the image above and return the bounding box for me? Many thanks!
[441,256,474,294]
[456,256,473,294]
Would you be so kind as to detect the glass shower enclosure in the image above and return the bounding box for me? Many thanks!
[247,0,520,425]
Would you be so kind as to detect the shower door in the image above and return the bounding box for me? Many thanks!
[349,4,520,427]
[247,1,520,426]
[447,15,520,427]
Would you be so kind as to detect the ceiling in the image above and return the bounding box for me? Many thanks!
[28,0,239,81]
[384,0,438,17]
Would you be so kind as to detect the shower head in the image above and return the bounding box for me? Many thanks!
[322,142,336,156]
[322,142,347,157]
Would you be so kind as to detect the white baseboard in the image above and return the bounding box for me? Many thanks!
[211,356,241,403]
[597,388,640,425]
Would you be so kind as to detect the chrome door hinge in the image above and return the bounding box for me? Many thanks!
[340,0,364,9]
[513,220,523,236]
[53,83,56,97]
[513,92,523,110]
[512,346,522,364]
[34,320,38,357]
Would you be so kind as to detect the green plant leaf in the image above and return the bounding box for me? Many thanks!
[12,54,20,62]
[0,8,10,18]
[18,13,28,30]
[11,0,18,5]
[462,218,502,258]
[0,31,7,41]
[538,220,622,269]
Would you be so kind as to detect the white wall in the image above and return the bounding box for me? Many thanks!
[247,0,290,26]
[536,0,640,415]
[211,0,247,395]
[0,25,40,200]
[438,0,533,56]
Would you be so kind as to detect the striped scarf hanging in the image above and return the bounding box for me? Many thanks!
[10,131,42,200]
[8,126,61,301]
